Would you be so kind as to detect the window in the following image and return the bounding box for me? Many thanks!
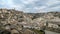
[19,16,23,18]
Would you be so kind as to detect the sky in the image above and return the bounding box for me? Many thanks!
[0,0,60,13]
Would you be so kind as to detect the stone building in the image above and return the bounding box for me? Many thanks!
[44,21,60,28]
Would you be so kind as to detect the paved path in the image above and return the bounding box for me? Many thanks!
[45,30,60,34]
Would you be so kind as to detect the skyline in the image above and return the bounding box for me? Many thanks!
[0,0,60,13]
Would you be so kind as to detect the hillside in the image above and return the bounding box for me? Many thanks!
[0,9,60,34]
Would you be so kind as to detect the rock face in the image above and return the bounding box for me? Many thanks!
[0,8,60,34]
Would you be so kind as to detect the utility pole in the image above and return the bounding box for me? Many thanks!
[7,11,13,24]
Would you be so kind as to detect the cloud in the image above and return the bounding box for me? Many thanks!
[48,6,60,11]
[21,0,38,4]
[0,0,60,13]
[46,0,60,6]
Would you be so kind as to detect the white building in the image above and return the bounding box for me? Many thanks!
[44,21,60,28]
